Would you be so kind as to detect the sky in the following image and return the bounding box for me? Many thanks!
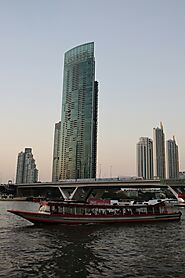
[0,0,185,183]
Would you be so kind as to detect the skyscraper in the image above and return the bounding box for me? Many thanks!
[166,136,179,179]
[59,42,98,180]
[136,137,154,179]
[15,148,38,184]
[52,121,61,182]
[153,122,166,179]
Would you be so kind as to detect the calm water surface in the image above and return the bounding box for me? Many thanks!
[0,201,185,277]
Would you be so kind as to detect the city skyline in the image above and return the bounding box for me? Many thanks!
[136,123,180,180]
[1,1,185,183]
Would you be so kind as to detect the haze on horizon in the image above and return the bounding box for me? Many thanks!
[0,0,185,183]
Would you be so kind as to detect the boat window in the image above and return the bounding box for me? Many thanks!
[146,206,153,214]
[58,206,64,214]
[52,205,58,214]
[86,208,92,215]
[124,208,132,214]
[39,205,50,213]
[160,206,165,213]
[63,206,75,214]
[154,206,160,214]
[75,207,82,214]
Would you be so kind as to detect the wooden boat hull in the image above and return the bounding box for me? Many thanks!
[7,209,182,225]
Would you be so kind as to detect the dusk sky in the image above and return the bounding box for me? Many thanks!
[1,0,185,183]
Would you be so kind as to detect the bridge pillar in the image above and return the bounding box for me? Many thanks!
[69,187,93,201]
[58,187,71,200]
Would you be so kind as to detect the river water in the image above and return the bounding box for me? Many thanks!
[0,201,185,278]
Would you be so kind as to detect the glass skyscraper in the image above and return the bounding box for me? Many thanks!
[136,137,154,179]
[166,137,179,179]
[52,121,61,182]
[153,122,166,179]
[59,42,98,180]
[15,148,38,184]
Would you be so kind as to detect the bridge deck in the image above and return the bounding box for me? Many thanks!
[16,179,185,189]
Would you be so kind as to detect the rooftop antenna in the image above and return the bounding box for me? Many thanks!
[160,121,163,130]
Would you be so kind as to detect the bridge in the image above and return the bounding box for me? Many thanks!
[16,178,185,203]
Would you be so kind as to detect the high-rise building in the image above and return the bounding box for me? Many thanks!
[15,148,38,184]
[179,171,185,179]
[52,121,61,182]
[153,122,166,179]
[166,136,179,179]
[59,42,98,180]
[136,137,154,179]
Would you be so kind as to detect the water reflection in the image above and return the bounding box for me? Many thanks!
[2,222,105,277]
[1,202,185,277]
[87,221,185,277]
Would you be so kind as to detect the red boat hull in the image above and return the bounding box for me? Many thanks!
[7,209,181,225]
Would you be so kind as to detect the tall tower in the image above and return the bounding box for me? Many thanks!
[166,136,179,179]
[59,42,98,180]
[153,122,166,179]
[52,121,61,182]
[136,137,153,179]
[15,148,38,184]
